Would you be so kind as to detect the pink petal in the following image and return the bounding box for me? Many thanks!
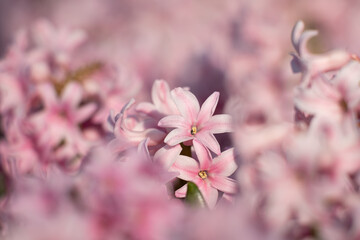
[75,102,97,123]
[164,128,193,146]
[158,115,188,129]
[61,83,82,107]
[127,128,166,146]
[297,29,318,57]
[209,176,238,194]
[154,144,182,169]
[64,30,87,51]
[107,138,134,154]
[201,114,232,134]
[195,131,221,155]
[137,138,151,161]
[197,92,219,127]
[121,98,136,116]
[33,20,55,45]
[37,83,57,108]
[209,148,237,176]
[175,184,187,198]
[311,50,351,76]
[171,87,200,123]
[291,21,305,54]
[193,140,212,170]
[135,102,158,117]
[195,178,218,209]
[106,109,117,131]
[169,155,199,181]
[152,80,178,115]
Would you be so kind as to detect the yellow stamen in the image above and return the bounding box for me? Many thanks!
[191,126,197,135]
[198,170,208,179]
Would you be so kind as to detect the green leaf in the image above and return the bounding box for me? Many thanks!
[185,182,207,208]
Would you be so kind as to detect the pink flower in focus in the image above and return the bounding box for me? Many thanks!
[170,140,237,209]
[158,87,232,155]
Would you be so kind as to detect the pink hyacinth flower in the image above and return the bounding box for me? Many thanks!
[170,140,237,209]
[295,61,360,122]
[158,88,232,155]
[291,20,351,88]
[107,98,166,155]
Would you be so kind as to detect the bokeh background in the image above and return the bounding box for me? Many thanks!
[1,0,359,102]
[1,1,360,239]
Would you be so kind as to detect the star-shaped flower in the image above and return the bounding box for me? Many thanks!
[170,140,238,209]
[158,88,232,155]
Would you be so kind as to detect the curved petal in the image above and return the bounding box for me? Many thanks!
[210,148,237,176]
[175,184,188,198]
[310,50,351,78]
[130,128,166,146]
[154,144,182,169]
[152,80,178,115]
[158,115,188,129]
[107,138,134,154]
[164,128,193,146]
[137,138,151,162]
[197,92,219,126]
[169,155,199,181]
[193,140,212,170]
[64,29,87,51]
[209,176,238,194]
[171,87,199,123]
[201,114,232,134]
[114,117,166,145]
[195,178,218,209]
[75,102,97,123]
[298,29,318,57]
[61,82,83,107]
[291,20,304,54]
[135,102,160,119]
[195,131,220,155]
[37,83,57,108]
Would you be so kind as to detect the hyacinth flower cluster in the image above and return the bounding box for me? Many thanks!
[233,21,360,239]
[107,80,237,208]
[4,11,360,240]
[0,20,140,176]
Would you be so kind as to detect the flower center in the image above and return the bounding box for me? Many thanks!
[198,170,208,179]
[191,126,197,135]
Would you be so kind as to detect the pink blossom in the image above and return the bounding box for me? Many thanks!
[92,66,141,129]
[159,87,232,155]
[136,79,179,120]
[170,140,237,208]
[28,82,96,170]
[291,20,351,88]
[295,61,360,123]
[107,98,166,156]
[31,19,87,68]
